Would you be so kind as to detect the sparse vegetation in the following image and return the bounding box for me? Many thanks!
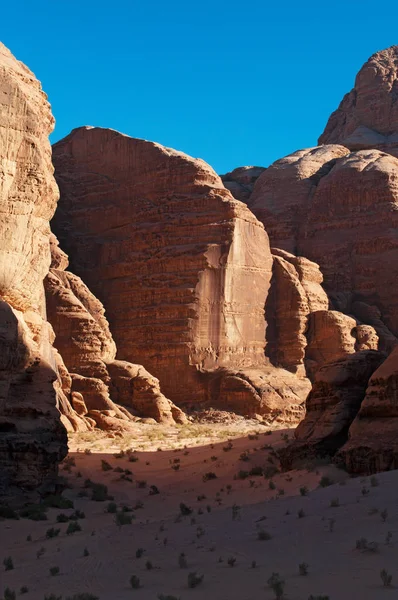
[46,527,61,539]
[267,572,285,599]
[66,521,82,535]
[187,572,204,588]
[3,589,16,600]
[356,538,379,553]
[257,529,272,541]
[50,566,60,576]
[319,476,333,488]
[202,472,217,482]
[298,509,305,518]
[179,553,188,569]
[227,556,236,567]
[300,486,309,496]
[3,556,14,571]
[299,562,309,576]
[180,503,193,516]
[130,575,141,589]
[330,498,340,508]
[115,512,133,526]
[380,568,393,587]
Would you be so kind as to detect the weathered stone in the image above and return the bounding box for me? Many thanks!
[52,126,281,414]
[0,43,67,492]
[319,46,398,156]
[221,166,266,202]
[249,145,349,253]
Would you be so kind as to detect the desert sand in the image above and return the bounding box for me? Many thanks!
[2,421,397,600]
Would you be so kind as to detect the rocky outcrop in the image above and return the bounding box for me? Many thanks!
[0,43,67,491]
[337,347,398,472]
[265,249,328,376]
[249,145,349,253]
[45,235,186,426]
[280,351,386,469]
[319,46,398,156]
[221,166,266,202]
[51,126,311,419]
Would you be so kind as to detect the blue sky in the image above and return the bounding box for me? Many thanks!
[2,0,398,174]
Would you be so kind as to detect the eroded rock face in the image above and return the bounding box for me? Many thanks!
[338,347,398,473]
[265,249,328,376]
[45,236,186,426]
[221,166,266,202]
[280,351,386,470]
[0,43,67,491]
[52,127,278,414]
[249,145,349,252]
[319,46,398,155]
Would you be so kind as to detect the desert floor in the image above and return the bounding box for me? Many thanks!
[2,421,398,600]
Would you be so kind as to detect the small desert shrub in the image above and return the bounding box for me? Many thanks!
[43,494,74,509]
[319,476,333,488]
[3,556,14,571]
[179,553,188,568]
[3,589,16,600]
[381,509,388,522]
[235,470,249,480]
[269,480,276,490]
[180,503,193,516]
[257,530,272,541]
[330,498,340,508]
[240,452,250,462]
[381,569,392,587]
[149,485,160,495]
[83,548,90,557]
[36,547,45,559]
[308,596,330,600]
[202,472,217,482]
[386,531,393,544]
[91,483,111,502]
[49,566,60,576]
[0,505,19,520]
[46,527,60,539]
[115,512,133,526]
[356,538,379,553]
[20,586,29,594]
[264,466,280,479]
[101,460,113,471]
[130,575,141,589]
[65,595,99,600]
[227,556,236,567]
[188,572,204,588]
[300,486,309,496]
[145,560,153,570]
[267,572,285,599]
[361,486,370,496]
[136,548,145,558]
[370,476,379,487]
[19,504,47,521]
[298,509,305,518]
[66,521,82,535]
[70,509,85,520]
[106,502,117,513]
[249,466,264,476]
[56,513,69,523]
[129,455,139,462]
[251,560,257,568]
[299,562,309,576]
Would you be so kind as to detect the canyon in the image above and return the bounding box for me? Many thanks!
[2,42,398,496]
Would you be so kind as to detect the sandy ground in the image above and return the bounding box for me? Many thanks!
[1,423,398,600]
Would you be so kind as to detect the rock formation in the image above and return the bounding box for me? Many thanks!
[319,46,398,156]
[51,126,311,419]
[0,43,67,491]
[221,166,266,202]
[45,235,186,428]
[249,145,349,253]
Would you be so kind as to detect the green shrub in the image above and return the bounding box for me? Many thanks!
[299,562,309,575]
[19,504,47,521]
[20,587,29,595]
[3,589,16,600]
[180,503,192,516]
[0,505,19,520]
[49,566,60,576]
[56,513,69,523]
[43,494,74,509]
[106,502,117,513]
[381,569,392,587]
[319,476,333,488]
[115,512,133,526]
[101,460,113,471]
[300,486,309,496]
[257,530,272,541]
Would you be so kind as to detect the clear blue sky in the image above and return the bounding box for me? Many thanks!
[2,0,398,174]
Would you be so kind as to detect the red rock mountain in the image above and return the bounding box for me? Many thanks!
[319,45,398,155]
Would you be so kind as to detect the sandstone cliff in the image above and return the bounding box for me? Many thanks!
[0,43,67,491]
[319,46,398,156]
[51,127,310,420]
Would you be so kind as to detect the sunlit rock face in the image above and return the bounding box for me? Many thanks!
[0,43,67,492]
